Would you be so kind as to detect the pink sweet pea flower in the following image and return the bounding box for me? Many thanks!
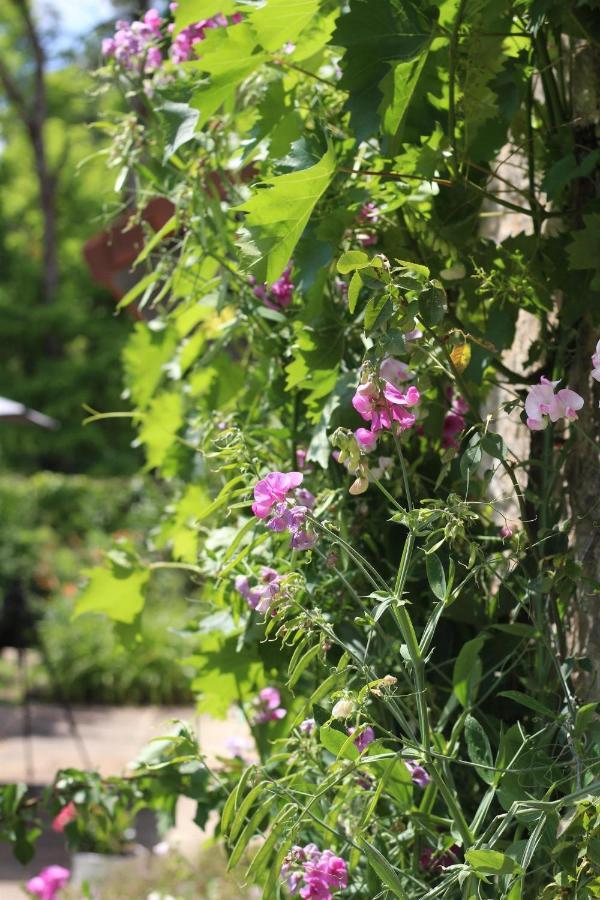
[302,850,348,898]
[26,866,70,900]
[348,725,375,752]
[355,427,378,452]
[254,687,286,723]
[51,801,76,833]
[252,471,303,518]
[525,376,584,430]
[352,381,420,433]
[592,339,600,382]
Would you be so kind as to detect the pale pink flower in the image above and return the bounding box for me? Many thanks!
[358,201,380,224]
[525,376,584,430]
[500,524,513,538]
[254,687,286,723]
[379,357,413,385]
[252,471,303,518]
[592,339,600,382]
[26,866,70,900]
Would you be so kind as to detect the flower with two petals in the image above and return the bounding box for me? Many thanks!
[525,376,584,430]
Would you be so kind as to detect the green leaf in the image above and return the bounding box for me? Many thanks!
[566,213,600,290]
[360,839,408,898]
[466,848,521,877]
[123,324,177,409]
[337,250,370,274]
[221,765,257,835]
[379,48,430,144]
[425,552,446,600]
[465,714,494,784]
[138,391,184,470]
[186,632,264,718]
[74,565,149,624]
[499,691,556,719]
[245,803,296,880]
[133,215,177,267]
[319,725,359,760]
[229,781,266,843]
[235,143,336,283]
[481,432,506,461]
[160,101,200,161]
[348,271,363,313]
[117,271,157,310]
[460,436,482,479]
[333,0,437,139]
[364,296,392,332]
[574,702,598,739]
[417,282,446,326]
[228,801,272,869]
[175,0,239,30]
[288,643,321,689]
[453,635,486,708]
[249,0,320,51]
[190,25,267,129]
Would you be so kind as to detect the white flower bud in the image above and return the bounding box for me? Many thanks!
[331,698,355,719]
[382,675,397,686]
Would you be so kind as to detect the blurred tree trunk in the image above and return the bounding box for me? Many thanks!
[565,40,600,700]
[0,0,59,315]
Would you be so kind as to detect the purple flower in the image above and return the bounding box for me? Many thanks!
[102,37,116,57]
[405,759,431,788]
[251,264,294,310]
[348,725,375,752]
[420,844,460,872]
[295,488,316,509]
[234,568,284,613]
[299,718,315,735]
[281,845,348,899]
[26,866,70,900]
[252,471,304,518]
[253,687,286,724]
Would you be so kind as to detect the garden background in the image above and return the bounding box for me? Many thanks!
[1,0,600,898]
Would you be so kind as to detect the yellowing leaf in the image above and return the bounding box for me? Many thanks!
[450,342,471,373]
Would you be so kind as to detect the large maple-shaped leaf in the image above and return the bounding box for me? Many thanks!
[332,0,437,140]
[74,565,149,624]
[234,143,336,283]
[190,24,266,128]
